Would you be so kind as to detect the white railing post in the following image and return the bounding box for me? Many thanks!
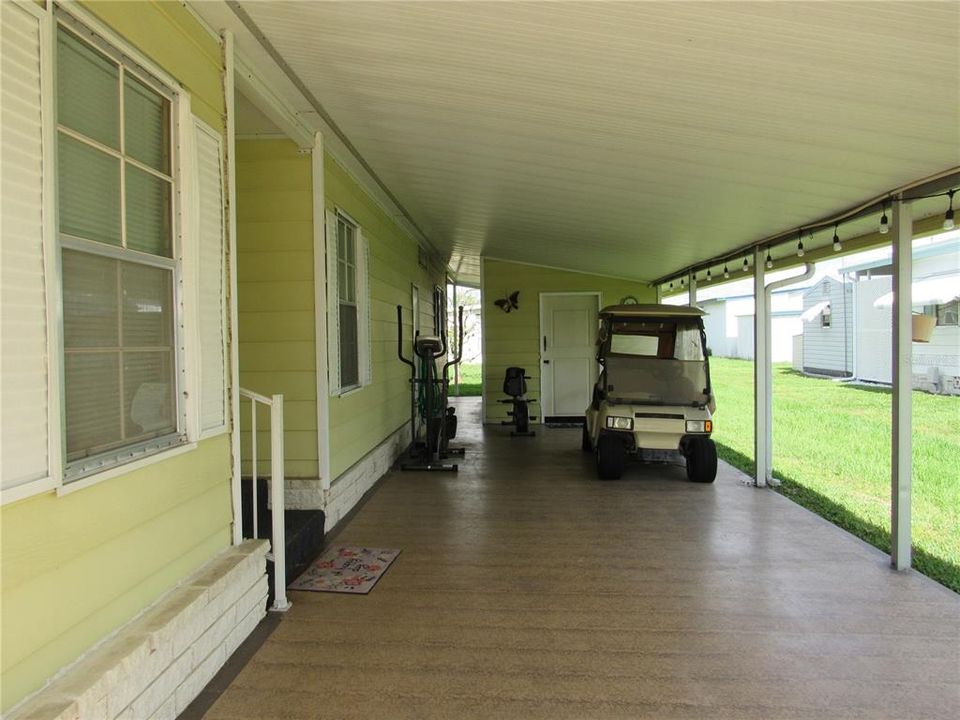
[270,393,290,611]
[250,399,258,539]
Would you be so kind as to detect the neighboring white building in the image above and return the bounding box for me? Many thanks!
[701,288,806,362]
[798,239,960,394]
[799,276,856,376]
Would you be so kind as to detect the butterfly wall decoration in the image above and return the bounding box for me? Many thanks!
[494,291,520,313]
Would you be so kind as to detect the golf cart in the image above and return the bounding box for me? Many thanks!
[583,303,718,482]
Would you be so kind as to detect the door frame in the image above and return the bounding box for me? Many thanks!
[538,292,602,422]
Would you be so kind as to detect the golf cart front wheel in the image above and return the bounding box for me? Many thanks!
[685,437,718,483]
[596,434,626,480]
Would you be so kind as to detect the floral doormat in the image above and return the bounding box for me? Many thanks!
[289,546,401,594]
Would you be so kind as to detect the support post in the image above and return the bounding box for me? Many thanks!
[891,199,912,570]
[270,394,291,611]
[311,131,332,492]
[753,247,769,487]
[688,272,697,306]
[223,30,243,546]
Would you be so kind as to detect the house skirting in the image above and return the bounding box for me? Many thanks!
[323,422,412,533]
[9,540,269,720]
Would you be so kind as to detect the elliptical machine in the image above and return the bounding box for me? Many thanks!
[499,367,536,437]
[397,303,465,471]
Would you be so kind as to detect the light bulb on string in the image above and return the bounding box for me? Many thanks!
[796,231,805,258]
[944,190,956,230]
[706,268,712,281]
[742,257,749,272]
[832,224,842,252]
[765,248,773,269]
[723,264,729,279]
[879,202,889,235]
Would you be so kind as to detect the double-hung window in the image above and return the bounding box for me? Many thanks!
[337,215,360,390]
[56,22,181,479]
[326,209,370,395]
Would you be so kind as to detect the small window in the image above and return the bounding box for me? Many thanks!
[337,215,360,389]
[56,23,179,479]
[935,299,959,326]
[821,304,832,328]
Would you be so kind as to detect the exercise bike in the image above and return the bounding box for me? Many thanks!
[499,366,536,437]
[396,304,465,471]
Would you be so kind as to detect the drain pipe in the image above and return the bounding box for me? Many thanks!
[760,263,815,485]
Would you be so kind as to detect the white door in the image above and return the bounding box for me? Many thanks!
[540,293,600,419]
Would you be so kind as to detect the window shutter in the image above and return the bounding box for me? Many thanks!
[1,2,50,491]
[193,119,227,433]
[358,230,373,386]
[325,210,340,395]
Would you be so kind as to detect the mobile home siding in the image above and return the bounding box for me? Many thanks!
[802,278,854,376]
[237,139,319,479]
[0,3,232,710]
[482,259,655,423]
[324,155,443,481]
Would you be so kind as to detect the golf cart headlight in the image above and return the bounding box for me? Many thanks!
[606,416,634,431]
[686,420,713,433]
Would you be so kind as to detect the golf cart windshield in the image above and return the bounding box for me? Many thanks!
[600,318,710,406]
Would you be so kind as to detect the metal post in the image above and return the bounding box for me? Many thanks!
[452,283,460,394]
[223,30,243,547]
[763,264,815,484]
[688,272,697,306]
[250,400,258,539]
[891,199,912,570]
[270,394,290,610]
[753,247,769,487]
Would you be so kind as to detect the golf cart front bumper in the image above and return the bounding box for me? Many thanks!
[599,404,712,452]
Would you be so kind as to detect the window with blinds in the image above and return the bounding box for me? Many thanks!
[56,23,181,479]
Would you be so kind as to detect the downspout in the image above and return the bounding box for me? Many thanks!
[762,263,815,485]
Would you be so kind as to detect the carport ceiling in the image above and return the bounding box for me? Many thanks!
[234,1,959,284]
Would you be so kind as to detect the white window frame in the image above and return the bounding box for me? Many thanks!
[326,207,371,397]
[0,1,220,503]
[54,10,188,484]
[337,212,360,392]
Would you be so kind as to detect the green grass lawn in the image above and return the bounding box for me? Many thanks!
[450,362,482,396]
[710,357,960,593]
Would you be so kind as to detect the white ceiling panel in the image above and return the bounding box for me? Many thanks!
[236,0,959,283]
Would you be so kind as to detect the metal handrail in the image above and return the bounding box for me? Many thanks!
[239,388,290,612]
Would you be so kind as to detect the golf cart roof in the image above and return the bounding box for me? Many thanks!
[600,303,707,319]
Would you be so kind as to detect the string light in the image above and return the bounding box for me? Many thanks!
[742,257,749,272]
[945,190,956,230]
[765,248,773,269]
[832,223,842,252]
[796,231,805,258]
[680,276,685,287]
[879,202,889,234]
[723,263,730,279]
[706,268,712,280]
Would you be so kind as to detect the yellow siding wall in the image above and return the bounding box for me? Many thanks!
[482,259,655,422]
[325,155,443,480]
[0,3,231,711]
[237,139,318,479]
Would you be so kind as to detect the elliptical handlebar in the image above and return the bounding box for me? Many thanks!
[396,305,415,370]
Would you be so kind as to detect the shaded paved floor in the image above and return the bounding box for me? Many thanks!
[202,399,959,719]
